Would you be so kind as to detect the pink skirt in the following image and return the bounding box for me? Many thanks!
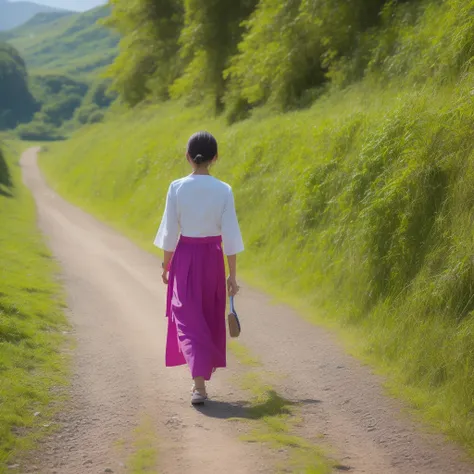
[165,235,226,381]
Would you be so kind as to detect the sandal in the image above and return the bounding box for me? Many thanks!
[191,388,208,405]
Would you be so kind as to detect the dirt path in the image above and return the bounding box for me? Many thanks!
[20,147,474,473]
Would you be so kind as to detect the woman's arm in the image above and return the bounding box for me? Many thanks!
[155,183,179,285]
[162,250,174,284]
[222,188,244,296]
[154,185,179,252]
[226,254,240,296]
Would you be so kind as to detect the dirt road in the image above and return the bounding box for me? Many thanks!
[20,147,474,473]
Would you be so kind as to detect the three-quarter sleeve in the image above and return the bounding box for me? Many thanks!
[221,187,244,256]
[154,184,180,252]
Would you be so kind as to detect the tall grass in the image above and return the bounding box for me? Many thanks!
[0,142,69,468]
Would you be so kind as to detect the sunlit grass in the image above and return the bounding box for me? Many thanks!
[229,340,261,367]
[127,418,159,474]
[0,141,69,468]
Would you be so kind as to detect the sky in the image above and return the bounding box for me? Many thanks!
[11,0,107,11]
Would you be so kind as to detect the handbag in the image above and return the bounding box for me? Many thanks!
[228,295,241,338]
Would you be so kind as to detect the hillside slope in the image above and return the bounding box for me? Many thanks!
[5,6,118,78]
[0,0,68,31]
[0,6,118,136]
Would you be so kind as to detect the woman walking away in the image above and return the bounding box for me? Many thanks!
[154,131,244,406]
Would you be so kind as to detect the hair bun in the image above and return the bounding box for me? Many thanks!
[187,131,218,167]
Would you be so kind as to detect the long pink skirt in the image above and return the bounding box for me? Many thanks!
[165,235,226,381]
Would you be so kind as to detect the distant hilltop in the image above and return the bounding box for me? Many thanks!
[0,0,70,31]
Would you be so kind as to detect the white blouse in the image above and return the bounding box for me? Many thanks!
[154,175,244,256]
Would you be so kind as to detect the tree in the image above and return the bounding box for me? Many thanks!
[225,0,388,110]
[0,144,12,192]
[170,0,258,111]
[0,42,37,129]
[105,0,184,105]
[30,73,88,128]
[105,0,397,112]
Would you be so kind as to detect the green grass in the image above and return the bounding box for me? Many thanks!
[229,343,334,473]
[228,340,261,367]
[0,141,69,469]
[126,418,159,474]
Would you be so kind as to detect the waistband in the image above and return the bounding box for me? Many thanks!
[179,235,222,244]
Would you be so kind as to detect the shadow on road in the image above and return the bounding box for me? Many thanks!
[195,390,321,420]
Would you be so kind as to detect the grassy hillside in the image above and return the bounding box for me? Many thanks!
[5,6,118,79]
[0,141,69,468]
[0,0,67,32]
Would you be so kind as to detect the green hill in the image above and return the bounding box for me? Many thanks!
[0,6,118,136]
[5,6,118,78]
[0,0,68,31]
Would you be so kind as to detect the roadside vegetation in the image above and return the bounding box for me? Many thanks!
[0,141,69,469]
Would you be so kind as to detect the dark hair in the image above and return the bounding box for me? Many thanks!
[187,131,218,165]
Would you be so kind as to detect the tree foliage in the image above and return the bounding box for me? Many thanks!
[30,74,89,127]
[0,144,12,193]
[16,121,65,141]
[170,0,258,110]
[107,0,474,115]
[105,0,184,104]
[226,0,388,109]
[74,79,116,124]
[0,42,37,129]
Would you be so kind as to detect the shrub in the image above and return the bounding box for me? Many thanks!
[88,110,104,124]
[16,121,65,141]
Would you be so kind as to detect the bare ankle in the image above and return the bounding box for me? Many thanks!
[193,377,206,394]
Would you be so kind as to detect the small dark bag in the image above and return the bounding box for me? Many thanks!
[228,296,241,338]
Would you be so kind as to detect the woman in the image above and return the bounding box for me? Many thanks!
[154,131,244,405]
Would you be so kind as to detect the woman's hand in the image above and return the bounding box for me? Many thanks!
[226,255,239,296]
[162,251,173,285]
[227,276,240,297]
